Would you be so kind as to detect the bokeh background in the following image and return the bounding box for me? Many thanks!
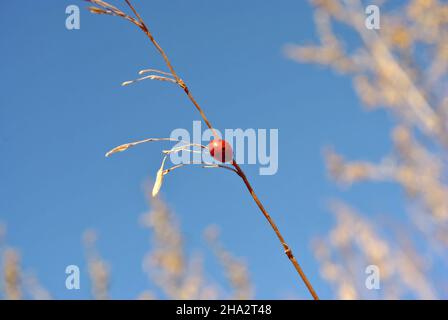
[1,0,447,299]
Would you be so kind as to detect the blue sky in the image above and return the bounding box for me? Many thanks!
[0,0,403,299]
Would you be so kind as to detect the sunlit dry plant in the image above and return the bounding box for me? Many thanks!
[0,196,252,300]
[204,225,254,300]
[84,0,319,299]
[287,0,448,298]
[0,224,21,300]
[139,197,254,299]
[315,202,436,299]
[21,272,51,300]
[0,224,51,300]
[83,229,110,300]
[140,197,219,299]
[2,248,21,300]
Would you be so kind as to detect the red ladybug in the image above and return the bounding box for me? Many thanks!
[208,139,233,163]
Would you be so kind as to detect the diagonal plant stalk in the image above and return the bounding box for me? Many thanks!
[86,0,319,300]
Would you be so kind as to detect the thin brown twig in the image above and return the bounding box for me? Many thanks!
[89,0,319,299]
[232,161,319,300]
[123,0,218,136]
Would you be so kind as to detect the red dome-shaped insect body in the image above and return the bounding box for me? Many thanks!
[208,139,233,163]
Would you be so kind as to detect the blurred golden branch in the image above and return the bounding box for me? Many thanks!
[290,0,448,298]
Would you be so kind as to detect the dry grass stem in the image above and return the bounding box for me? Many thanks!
[86,0,318,299]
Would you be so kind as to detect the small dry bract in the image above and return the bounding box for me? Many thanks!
[152,156,167,197]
